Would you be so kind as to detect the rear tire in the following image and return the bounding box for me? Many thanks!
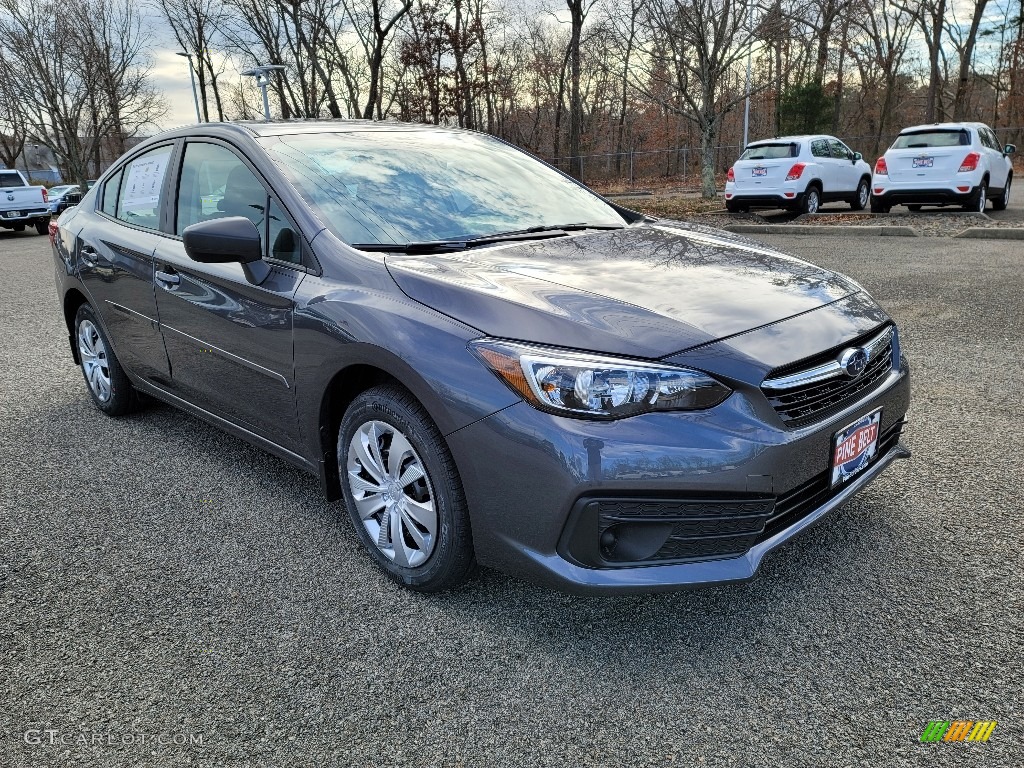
[725,201,740,213]
[74,304,138,416]
[13,224,25,232]
[35,220,48,235]
[800,185,821,214]
[965,181,987,212]
[907,205,922,212]
[992,175,1011,211]
[851,178,870,210]
[338,384,476,592]
[870,199,890,214]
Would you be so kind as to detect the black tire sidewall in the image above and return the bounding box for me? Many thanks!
[74,304,135,416]
[337,385,474,592]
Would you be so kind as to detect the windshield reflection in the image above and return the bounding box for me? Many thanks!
[260,130,625,246]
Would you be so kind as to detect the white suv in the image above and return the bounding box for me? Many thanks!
[724,135,872,214]
[871,122,1016,213]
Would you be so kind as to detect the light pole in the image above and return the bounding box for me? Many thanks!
[176,51,203,123]
[742,48,752,149]
[241,65,287,121]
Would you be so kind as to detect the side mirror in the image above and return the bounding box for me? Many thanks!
[853,152,863,163]
[182,216,270,285]
[1005,144,1017,155]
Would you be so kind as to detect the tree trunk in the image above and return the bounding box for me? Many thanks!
[952,0,990,119]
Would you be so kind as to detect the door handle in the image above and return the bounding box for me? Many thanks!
[156,268,180,287]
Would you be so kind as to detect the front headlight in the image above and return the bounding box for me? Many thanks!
[470,339,731,419]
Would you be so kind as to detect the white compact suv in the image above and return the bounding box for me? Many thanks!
[871,122,1016,213]
[724,135,872,214]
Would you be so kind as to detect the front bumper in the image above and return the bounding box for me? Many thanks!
[447,358,910,594]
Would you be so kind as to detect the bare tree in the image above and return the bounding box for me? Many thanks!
[637,0,764,197]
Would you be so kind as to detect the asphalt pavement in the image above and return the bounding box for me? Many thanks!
[1,230,1021,767]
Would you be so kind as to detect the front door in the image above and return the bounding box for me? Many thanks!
[152,140,306,448]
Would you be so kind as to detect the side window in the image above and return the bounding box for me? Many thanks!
[176,142,267,235]
[984,129,1000,151]
[829,140,851,160]
[267,198,302,265]
[115,145,173,230]
[811,139,830,158]
[101,169,123,216]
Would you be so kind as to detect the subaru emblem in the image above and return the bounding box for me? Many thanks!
[839,347,869,378]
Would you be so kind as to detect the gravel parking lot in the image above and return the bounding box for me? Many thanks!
[1,230,1021,767]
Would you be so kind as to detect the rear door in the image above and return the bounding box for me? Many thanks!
[733,142,799,193]
[809,138,836,191]
[76,144,175,383]
[885,129,971,183]
[151,139,306,448]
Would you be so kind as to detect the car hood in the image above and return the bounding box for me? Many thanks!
[386,221,860,358]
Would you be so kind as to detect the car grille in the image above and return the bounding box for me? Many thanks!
[761,325,895,426]
[587,417,906,566]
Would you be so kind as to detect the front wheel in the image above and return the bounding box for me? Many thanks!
[74,304,138,416]
[851,178,870,210]
[992,176,1011,211]
[338,385,476,592]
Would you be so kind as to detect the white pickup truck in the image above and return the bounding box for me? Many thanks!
[0,169,51,235]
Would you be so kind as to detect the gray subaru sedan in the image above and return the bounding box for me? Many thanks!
[51,121,910,594]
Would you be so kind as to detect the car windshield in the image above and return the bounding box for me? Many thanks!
[892,130,970,149]
[739,143,798,160]
[259,130,625,246]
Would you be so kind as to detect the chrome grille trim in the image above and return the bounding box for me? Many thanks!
[761,325,894,391]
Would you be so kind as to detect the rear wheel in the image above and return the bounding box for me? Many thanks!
[74,304,138,416]
[800,185,821,214]
[338,384,476,592]
[851,178,870,210]
[725,200,740,213]
[992,175,1011,211]
[907,205,922,212]
[35,220,48,235]
[13,224,25,232]
[870,199,890,214]
[965,181,987,212]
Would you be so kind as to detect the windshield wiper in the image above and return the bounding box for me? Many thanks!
[351,240,470,254]
[353,223,626,254]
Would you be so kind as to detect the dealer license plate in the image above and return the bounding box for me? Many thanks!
[752,166,767,177]
[831,409,882,487]
[912,156,934,168]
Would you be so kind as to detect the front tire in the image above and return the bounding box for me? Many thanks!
[338,385,476,592]
[74,304,137,416]
[851,178,870,210]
